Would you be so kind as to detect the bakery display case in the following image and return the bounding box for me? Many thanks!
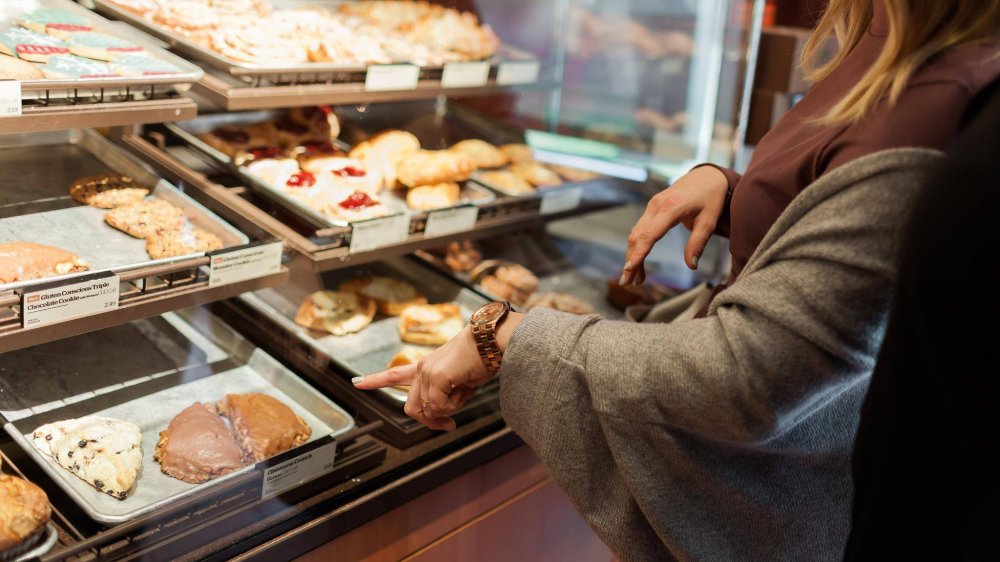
[0,0,203,133]
[1,0,762,559]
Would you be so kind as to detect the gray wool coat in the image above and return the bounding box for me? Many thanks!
[499,148,943,561]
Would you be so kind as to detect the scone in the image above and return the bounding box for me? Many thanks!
[499,143,534,164]
[546,164,601,182]
[154,403,246,484]
[524,292,596,315]
[69,173,150,208]
[479,274,532,307]
[295,290,376,336]
[216,394,312,463]
[197,126,263,158]
[476,170,533,195]
[349,130,421,189]
[387,345,434,368]
[471,260,539,307]
[449,139,507,169]
[398,303,465,346]
[31,416,142,500]
[509,162,563,187]
[339,276,427,316]
[288,105,339,141]
[104,199,185,238]
[444,240,482,273]
[0,53,44,80]
[406,183,460,211]
[145,228,223,259]
[0,474,50,555]
[395,150,477,188]
[0,241,89,284]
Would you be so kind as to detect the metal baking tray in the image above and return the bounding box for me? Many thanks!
[417,231,623,319]
[93,0,507,77]
[1,308,355,525]
[240,257,490,404]
[0,129,248,295]
[166,112,495,228]
[1,0,202,92]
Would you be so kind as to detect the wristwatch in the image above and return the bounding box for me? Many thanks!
[470,301,512,373]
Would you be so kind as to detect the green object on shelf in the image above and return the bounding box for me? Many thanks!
[525,130,622,160]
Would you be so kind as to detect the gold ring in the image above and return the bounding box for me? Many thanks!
[421,399,430,410]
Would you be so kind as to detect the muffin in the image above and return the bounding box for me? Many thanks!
[0,473,51,559]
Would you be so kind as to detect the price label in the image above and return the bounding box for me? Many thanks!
[425,206,478,237]
[441,61,490,88]
[21,271,119,329]
[496,61,540,86]
[364,64,420,92]
[208,241,283,288]
[261,440,337,500]
[0,81,22,117]
[350,214,410,253]
[540,186,583,215]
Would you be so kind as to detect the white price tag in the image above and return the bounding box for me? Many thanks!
[208,242,283,288]
[441,61,490,88]
[496,61,540,86]
[540,186,583,215]
[0,81,22,117]
[21,272,119,329]
[350,214,410,253]
[365,64,420,92]
[425,206,478,238]
[261,440,337,500]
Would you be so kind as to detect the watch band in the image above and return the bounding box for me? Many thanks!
[472,323,504,372]
[471,301,511,373]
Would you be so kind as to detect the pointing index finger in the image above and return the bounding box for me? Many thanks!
[353,364,417,389]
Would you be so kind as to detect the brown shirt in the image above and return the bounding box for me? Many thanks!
[716,1,1000,286]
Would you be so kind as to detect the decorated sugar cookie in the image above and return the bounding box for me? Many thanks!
[36,54,119,79]
[0,28,69,63]
[67,32,145,61]
[110,54,181,76]
[18,9,93,40]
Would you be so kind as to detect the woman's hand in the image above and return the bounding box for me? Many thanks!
[353,317,519,430]
[620,165,729,286]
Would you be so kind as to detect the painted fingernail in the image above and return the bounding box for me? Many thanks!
[692,255,700,269]
[619,273,629,286]
[351,376,364,385]
[623,260,633,271]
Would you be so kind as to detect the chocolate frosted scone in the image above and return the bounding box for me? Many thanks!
[145,228,222,259]
[69,173,150,208]
[154,403,246,484]
[104,199,185,239]
[216,394,311,463]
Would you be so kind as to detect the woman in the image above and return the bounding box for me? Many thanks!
[357,1,999,560]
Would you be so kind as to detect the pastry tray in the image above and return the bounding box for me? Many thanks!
[417,230,624,319]
[240,256,490,405]
[92,0,512,77]
[0,129,248,295]
[0,308,355,525]
[165,111,495,228]
[1,0,203,92]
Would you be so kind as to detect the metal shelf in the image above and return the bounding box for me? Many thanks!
[2,96,197,135]
[122,132,639,273]
[191,70,557,111]
[0,254,288,354]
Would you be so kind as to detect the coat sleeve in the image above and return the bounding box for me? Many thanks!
[497,150,940,560]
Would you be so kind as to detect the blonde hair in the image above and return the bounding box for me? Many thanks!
[801,0,1000,124]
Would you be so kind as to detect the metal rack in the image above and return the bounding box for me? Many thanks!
[6,87,197,135]
[0,253,288,354]
[123,130,638,272]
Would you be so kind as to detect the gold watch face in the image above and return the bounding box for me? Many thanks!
[472,301,505,324]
